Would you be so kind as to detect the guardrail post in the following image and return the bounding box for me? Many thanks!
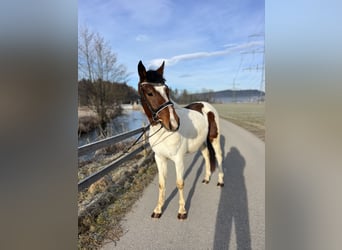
[143,122,147,157]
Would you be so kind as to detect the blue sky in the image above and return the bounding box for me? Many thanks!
[79,0,264,92]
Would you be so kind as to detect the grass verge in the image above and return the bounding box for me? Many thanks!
[212,102,265,141]
[78,148,157,249]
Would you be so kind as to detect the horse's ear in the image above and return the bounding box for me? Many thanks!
[138,60,146,81]
[156,61,165,76]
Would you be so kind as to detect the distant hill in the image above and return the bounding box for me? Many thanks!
[191,89,265,103]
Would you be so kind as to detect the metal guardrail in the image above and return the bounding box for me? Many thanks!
[78,126,149,156]
[78,125,150,191]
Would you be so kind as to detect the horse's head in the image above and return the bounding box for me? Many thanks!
[138,60,180,132]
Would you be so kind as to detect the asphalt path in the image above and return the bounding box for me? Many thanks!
[102,118,265,250]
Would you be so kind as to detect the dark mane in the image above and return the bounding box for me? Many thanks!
[145,70,166,84]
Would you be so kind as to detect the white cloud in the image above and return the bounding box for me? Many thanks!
[223,43,238,48]
[149,40,264,68]
[135,34,149,42]
[116,0,172,26]
[179,74,192,78]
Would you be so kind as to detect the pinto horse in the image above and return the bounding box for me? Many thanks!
[138,60,224,220]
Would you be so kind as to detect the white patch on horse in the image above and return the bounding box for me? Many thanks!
[154,86,168,103]
[155,86,178,128]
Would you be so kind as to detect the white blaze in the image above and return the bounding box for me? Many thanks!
[155,86,178,128]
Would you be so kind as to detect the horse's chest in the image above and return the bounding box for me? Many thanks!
[148,110,208,158]
[149,133,182,157]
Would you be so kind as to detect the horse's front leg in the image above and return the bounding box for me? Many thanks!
[151,154,167,219]
[175,157,187,220]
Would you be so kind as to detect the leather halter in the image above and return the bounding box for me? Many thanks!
[139,82,174,124]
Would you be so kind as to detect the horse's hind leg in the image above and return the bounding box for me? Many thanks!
[200,145,212,184]
[151,154,167,219]
[212,136,224,187]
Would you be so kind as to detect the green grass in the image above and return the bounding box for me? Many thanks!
[212,103,265,141]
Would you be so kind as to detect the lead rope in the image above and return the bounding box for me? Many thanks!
[108,123,163,163]
[122,125,150,154]
[125,123,164,152]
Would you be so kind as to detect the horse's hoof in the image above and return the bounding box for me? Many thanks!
[151,212,162,219]
[202,179,210,184]
[177,213,187,220]
[217,182,224,187]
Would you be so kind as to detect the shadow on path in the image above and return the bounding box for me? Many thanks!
[213,146,251,250]
[185,159,203,214]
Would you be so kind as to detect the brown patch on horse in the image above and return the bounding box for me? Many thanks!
[156,61,165,76]
[138,85,160,126]
[207,111,218,172]
[138,60,147,82]
[184,102,204,114]
[207,111,218,142]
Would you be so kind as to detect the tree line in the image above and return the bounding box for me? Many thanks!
[78,79,139,107]
[169,88,215,104]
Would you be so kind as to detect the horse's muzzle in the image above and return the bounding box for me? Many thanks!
[169,120,180,132]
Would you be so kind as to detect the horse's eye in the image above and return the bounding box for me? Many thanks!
[147,92,153,96]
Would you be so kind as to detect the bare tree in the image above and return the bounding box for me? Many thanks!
[78,26,95,82]
[78,25,129,131]
[78,26,128,83]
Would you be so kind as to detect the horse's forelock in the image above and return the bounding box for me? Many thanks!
[144,70,165,84]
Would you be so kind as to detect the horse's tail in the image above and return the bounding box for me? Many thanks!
[207,137,216,172]
[207,111,218,173]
